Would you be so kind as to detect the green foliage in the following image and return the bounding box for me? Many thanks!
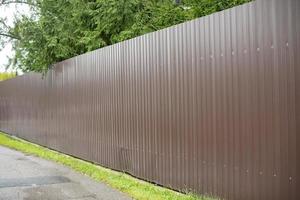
[0,132,216,200]
[0,72,15,81]
[182,0,252,17]
[1,0,251,73]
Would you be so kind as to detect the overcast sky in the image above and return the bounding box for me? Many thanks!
[0,3,30,73]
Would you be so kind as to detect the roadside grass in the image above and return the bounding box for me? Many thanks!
[0,132,216,200]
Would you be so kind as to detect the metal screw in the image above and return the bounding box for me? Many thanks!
[257,47,260,51]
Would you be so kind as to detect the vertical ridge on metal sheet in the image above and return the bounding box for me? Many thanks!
[296,1,300,200]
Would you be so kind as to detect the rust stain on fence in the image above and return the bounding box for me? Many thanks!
[0,0,299,199]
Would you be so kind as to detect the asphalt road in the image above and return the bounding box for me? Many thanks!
[0,146,131,200]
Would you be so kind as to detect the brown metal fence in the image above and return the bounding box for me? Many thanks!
[0,0,299,199]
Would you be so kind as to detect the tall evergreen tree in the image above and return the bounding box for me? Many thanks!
[0,0,251,73]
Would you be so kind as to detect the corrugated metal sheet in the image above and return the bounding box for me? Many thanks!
[0,0,299,199]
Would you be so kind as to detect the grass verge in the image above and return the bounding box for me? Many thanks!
[0,132,216,200]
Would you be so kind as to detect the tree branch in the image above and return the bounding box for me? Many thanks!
[0,20,11,31]
[0,0,37,7]
[0,32,20,40]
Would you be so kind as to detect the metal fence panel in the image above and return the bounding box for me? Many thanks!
[0,0,299,199]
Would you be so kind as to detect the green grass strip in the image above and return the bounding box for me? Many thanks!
[0,132,216,200]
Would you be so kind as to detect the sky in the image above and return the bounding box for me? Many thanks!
[0,3,30,73]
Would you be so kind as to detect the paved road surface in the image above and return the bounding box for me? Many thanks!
[0,146,131,200]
